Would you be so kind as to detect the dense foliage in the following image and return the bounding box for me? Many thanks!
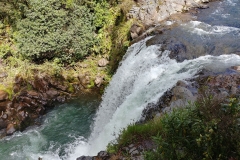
[108,95,240,160]
[0,0,133,67]
[14,0,97,63]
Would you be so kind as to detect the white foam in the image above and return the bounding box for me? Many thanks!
[182,21,240,35]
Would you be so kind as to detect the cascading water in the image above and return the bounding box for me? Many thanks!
[67,0,240,157]
[0,0,240,160]
[68,42,240,158]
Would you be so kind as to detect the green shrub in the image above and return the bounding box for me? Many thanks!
[108,94,240,160]
[14,0,96,63]
[148,96,240,160]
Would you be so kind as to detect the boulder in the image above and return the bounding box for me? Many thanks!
[0,90,8,101]
[98,58,109,67]
[78,74,91,88]
[231,66,240,72]
[95,76,104,87]
[97,151,110,159]
[6,123,16,135]
[130,24,144,39]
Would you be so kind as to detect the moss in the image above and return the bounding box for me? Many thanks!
[0,84,13,100]
[87,79,95,89]
[67,83,75,93]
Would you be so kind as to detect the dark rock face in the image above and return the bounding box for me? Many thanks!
[147,29,240,62]
[0,75,75,137]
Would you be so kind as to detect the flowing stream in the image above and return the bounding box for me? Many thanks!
[1,0,240,159]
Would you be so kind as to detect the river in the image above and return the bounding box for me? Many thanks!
[0,0,240,159]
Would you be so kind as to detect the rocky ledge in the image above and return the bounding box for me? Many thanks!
[0,67,108,137]
[129,0,217,42]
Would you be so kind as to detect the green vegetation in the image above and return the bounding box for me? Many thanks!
[0,0,137,93]
[107,95,240,160]
[1,0,134,65]
[14,0,96,63]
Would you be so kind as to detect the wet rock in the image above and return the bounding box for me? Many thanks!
[98,58,109,67]
[172,86,194,101]
[0,90,8,101]
[6,123,16,135]
[97,151,110,160]
[97,151,109,157]
[231,66,240,72]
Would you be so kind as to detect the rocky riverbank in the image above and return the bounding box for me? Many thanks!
[0,56,110,138]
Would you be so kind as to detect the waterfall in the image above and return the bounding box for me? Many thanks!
[67,36,240,159]
[1,0,240,159]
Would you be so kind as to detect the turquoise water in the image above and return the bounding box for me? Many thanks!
[0,94,100,160]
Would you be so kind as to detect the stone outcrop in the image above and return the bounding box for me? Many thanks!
[0,75,77,137]
[128,0,212,26]
[141,67,240,123]
[128,0,217,42]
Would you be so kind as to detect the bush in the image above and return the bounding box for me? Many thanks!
[14,0,96,63]
[147,96,240,160]
[108,94,240,160]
